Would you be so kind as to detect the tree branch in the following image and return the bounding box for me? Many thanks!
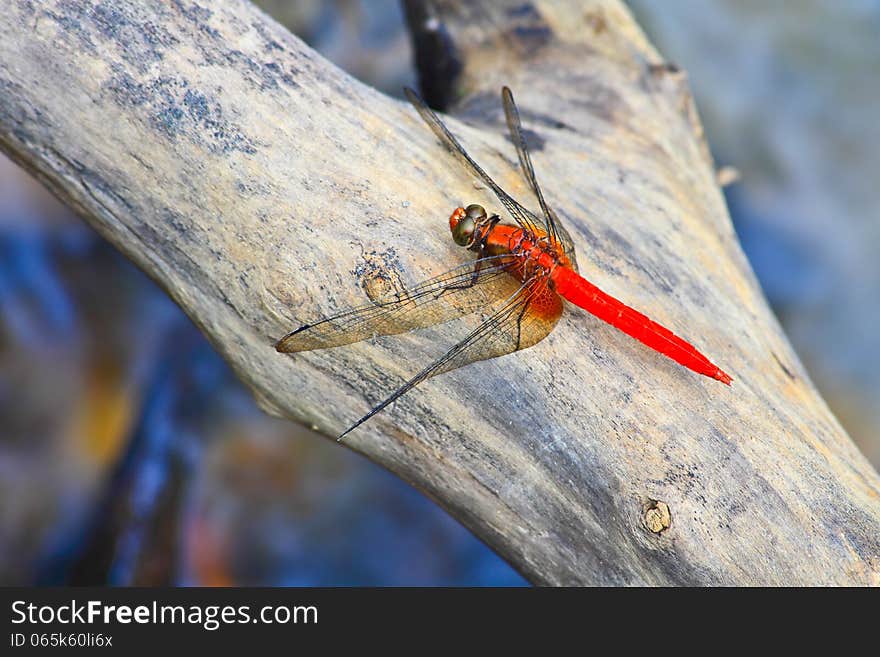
[1,0,878,585]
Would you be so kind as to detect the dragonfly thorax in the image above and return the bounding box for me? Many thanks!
[450,204,567,271]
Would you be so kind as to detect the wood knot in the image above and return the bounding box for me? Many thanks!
[584,10,607,35]
[353,247,405,302]
[643,500,671,534]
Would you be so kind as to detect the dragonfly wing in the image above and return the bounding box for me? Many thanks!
[275,255,522,352]
[547,207,578,266]
[501,87,563,245]
[500,87,579,263]
[404,87,543,237]
[338,276,563,439]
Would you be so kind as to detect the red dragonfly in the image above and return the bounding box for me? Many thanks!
[276,87,731,439]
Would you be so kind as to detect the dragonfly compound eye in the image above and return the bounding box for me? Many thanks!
[452,215,475,246]
[465,204,487,222]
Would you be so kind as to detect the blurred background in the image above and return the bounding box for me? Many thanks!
[0,0,877,585]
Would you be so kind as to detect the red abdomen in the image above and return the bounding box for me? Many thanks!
[551,267,732,384]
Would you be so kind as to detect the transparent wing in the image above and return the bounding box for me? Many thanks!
[404,87,543,237]
[338,275,564,439]
[544,206,577,264]
[275,255,522,352]
[501,86,577,260]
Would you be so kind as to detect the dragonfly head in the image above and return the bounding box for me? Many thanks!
[450,204,487,247]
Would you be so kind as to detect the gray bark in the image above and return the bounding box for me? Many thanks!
[0,0,878,585]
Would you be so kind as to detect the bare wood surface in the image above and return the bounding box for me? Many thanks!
[1,0,878,585]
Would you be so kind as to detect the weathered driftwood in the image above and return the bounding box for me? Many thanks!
[1,0,878,585]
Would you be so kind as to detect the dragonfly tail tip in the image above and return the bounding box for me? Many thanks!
[714,368,733,385]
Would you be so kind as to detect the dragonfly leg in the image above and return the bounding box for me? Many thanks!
[513,296,532,349]
[430,247,490,300]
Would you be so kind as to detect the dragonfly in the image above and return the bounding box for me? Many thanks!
[276,87,732,440]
